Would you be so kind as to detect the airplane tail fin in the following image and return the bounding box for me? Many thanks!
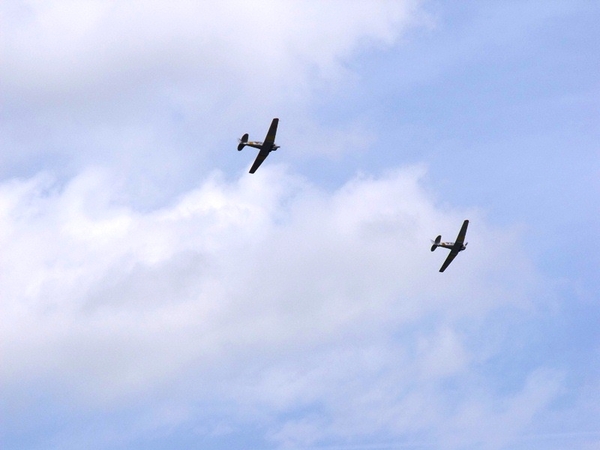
[237,133,249,151]
[430,235,441,252]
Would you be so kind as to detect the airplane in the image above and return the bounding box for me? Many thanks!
[431,219,469,272]
[237,118,280,173]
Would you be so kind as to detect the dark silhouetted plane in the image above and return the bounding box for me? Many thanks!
[431,220,469,272]
[237,118,280,173]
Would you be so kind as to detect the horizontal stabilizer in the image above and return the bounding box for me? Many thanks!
[431,235,441,251]
[237,133,249,151]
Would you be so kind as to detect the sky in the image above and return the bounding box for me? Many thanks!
[1,1,599,449]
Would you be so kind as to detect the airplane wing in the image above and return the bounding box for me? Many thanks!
[455,219,469,245]
[249,148,270,173]
[439,250,459,272]
[262,118,279,147]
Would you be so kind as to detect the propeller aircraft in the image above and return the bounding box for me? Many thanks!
[431,219,469,272]
[237,118,280,173]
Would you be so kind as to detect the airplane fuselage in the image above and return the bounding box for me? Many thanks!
[437,241,466,252]
[245,141,279,151]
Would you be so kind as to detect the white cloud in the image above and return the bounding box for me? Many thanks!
[440,369,565,450]
[1,0,424,205]
[2,0,419,99]
[1,0,422,134]
[0,164,556,448]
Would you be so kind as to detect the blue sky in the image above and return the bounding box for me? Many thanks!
[1,1,599,449]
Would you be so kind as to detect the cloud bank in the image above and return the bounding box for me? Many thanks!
[1,165,558,448]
